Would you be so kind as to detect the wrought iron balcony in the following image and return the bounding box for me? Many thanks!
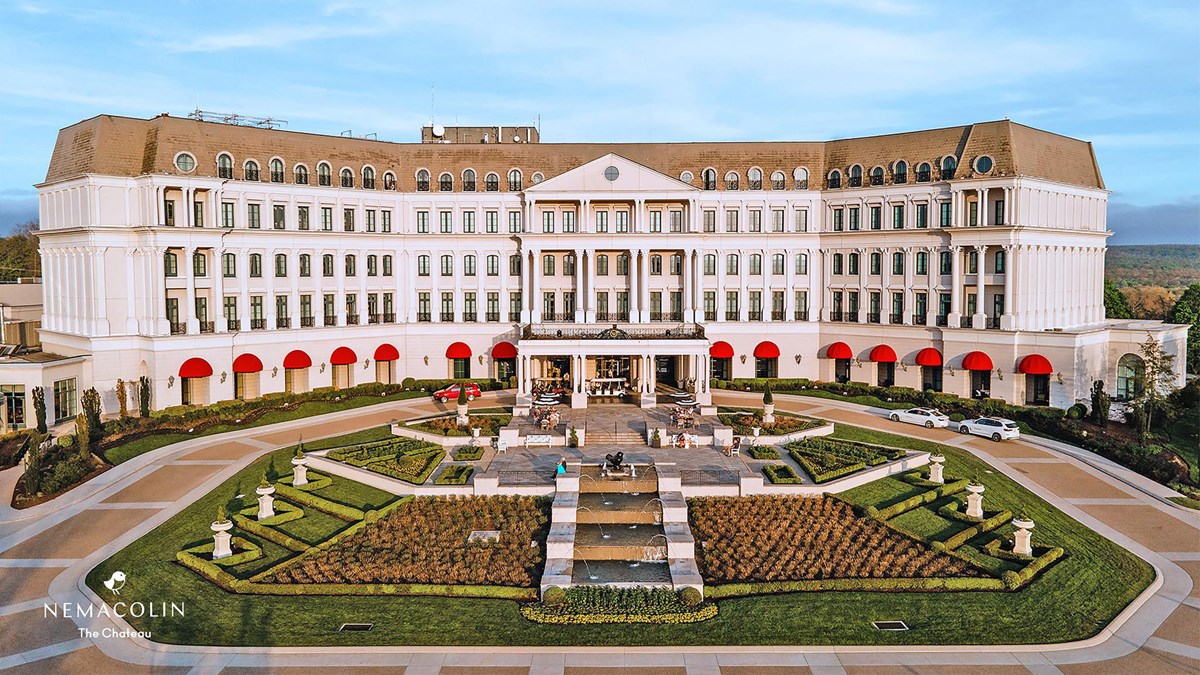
[439,312,454,322]
[725,310,740,321]
[889,313,903,325]
[521,323,705,341]
[486,312,500,322]
[275,317,289,328]
[912,313,928,326]
[324,315,337,327]
[870,174,884,186]
[509,311,522,322]
[368,314,381,325]
[703,310,717,321]
[542,312,573,322]
[226,319,241,331]
[251,319,266,330]
[417,313,431,323]
[383,313,396,323]
[830,311,844,322]
[894,173,907,184]
[301,316,315,328]
[748,311,763,321]
[960,317,973,328]
[987,316,1002,329]
[867,313,881,324]
[848,176,863,187]
[916,170,931,182]
[346,314,360,325]
[169,322,186,335]
[935,315,948,327]
[846,311,859,322]
[463,312,478,323]
[771,310,786,321]
[199,321,214,333]
[794,309,809,321]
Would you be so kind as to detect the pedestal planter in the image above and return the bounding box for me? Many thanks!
[965,483,986,519]
[211,520,233,559]
[456,403,469,426]
[1012,517,1034,556]
[928,454,945,485]
[763,403,775,425]
[256,483,276,520]
[291,455,309,486]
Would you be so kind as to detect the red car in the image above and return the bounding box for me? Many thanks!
[433,383,481,403]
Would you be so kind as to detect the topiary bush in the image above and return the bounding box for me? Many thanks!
[679,586,703,608]
[401,377,416,390]
[542,586,566,605]
[1066,403,1087,420]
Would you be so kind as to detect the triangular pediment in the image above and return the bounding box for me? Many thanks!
[526,153,699,195]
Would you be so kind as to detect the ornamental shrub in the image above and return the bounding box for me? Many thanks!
[401,377,416,390]
[1002,570,1022,590]
[763,383,774,405]
[32,386,46,434]
[1066,403,1087,420]
[679,587,703,608]
[138,376,151,417]
[542,586,566,606]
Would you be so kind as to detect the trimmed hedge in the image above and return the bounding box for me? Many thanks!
[762,464,804,484]
[942,510,1014,550]
[232,515,310,552]
[451,446,485,461]
[706,575,1007,598]
[273,483,365,521]
[434,464,474,485]
[520,587,717,624]
[745,445,780,460]
[181,537,263,568]
[238,499,305,526]
[277,471,333,491]
[787,437,906,483]
[875,479,970,520]
[1009,546,1065,588]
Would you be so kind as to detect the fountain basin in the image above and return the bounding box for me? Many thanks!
[571,560,672,585]
[577,493,662,524]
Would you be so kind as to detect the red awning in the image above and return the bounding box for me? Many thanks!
[330,346,357,365]
[491,341,517,359]
[915,348,943,367]
[709,341,734,359]
[446,342,472,359]
[753,341,780,359]
[179,357,213,379]
[1018,354,1053,375]
[869,345,897,363]
[826,342,853,360]
[962,351,994,371]
[283,350,312,369]
[232,354,263,373]
[374,343,400,361]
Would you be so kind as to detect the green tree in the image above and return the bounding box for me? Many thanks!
[80,387,103,445]
[0,220,41,282]
[22,435,42,494]
[1089,380,1110,427]
[1103,278,1133,319]
[139,376,151,417]
[1166,283,1200,375]
[1134,335,1180,440]
[31,386,47,434]
[115,379,128,418]
[75,413,91,461]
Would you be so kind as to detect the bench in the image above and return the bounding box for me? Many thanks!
[524,434,553,449]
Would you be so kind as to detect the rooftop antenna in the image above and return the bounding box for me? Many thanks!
[430,83,436,126]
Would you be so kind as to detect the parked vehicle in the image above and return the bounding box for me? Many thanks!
[889,407,951,429]
[433,383,481,403]
[957,417,1021,441]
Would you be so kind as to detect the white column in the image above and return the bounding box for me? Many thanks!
[948,245,963,325]
[585,249,597,323]
[738,249,749,322]
[639,249,650,322]
[124,249,139,333]
[529,248,541,322]
[628,250,640,322]
[1001,244,1015,330]
[153,246,169,335]
[973,245,987,328]
[783,248,795,321]
[574,249,585,323]
[716,249,726,321]
[979,187,988,227]
[809,249,821,322]
[855,247,866,323]
[682,248,694,322]
[93,247,109,335]
[902,247,914,325]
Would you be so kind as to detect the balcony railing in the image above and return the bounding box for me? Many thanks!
[251,319,266,330]
[439,312,454,322]
[509,311,522,322]
[894,173,907,184]
[889,313,903,325]
[650,311,682,322]
[383,313,396,323]
[794,309,809,321]
[324,315,337,327]
[830,311,844,322]
[940,169,955,180]
[935,315,948,327]
[870,174,884,186]
[867,313,881,324]
[301,316,315,328]
[463,312,477,323]
[912,313,928,326]
[418,313,431,323]
[521,323,705,340]
[848,176,862,187]
[846,311,859,322]
[170,322,186,335]
[987,316,1002,329]
[771,310,786,321]
[276,317,291,329]
[346,314,360,325]
[368,313,381,325]
[916,170,931,182]
[486,312,500,322]
[725,310,740,321]
[748,311,763,321]
[226,319,241,331]
[542,312,572,322]
[960,317,973,328]
[199,321,215,334]
[703,310,716,321]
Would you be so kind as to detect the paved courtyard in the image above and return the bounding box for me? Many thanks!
[0,389,1196,674]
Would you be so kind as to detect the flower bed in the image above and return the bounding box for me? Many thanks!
[521,587,716,624]
[451,446,485,461]
[787,437,906,483]
[326,437,438,467]
[359,448,445,485]
[434,465,474,485]
[689,495,983,584]
[745,445,780,460]
[264,495,550,587]
[717,408,824,436]
[410,414,512,437]
[762,464,803,484]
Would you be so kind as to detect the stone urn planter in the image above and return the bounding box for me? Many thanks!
[211,518,234,560]
[256,480,276,520]
[291,454,309,486]
[1012,517,1035,556]
[965,483,986,518]
[928,454,946,484]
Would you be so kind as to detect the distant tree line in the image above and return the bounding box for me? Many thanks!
[0,220,41,281]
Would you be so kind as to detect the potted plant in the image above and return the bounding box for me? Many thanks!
[569,427,579,448]
[762,383,775,424]
[456,382,470,425]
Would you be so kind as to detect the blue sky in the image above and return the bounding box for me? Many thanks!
[1,0,1197,244]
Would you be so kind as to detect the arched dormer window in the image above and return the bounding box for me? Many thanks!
[416,169,430,192]
[702,168,717,190]
[893,160,908,184]
[870,166,884,186]
[793,167,808,190]
[244,160,260,182]
[462,169,476,192]
[362,166,375,189]
[317,162,332,186]
[293,164,309,185]
[828,169,842,189]
[485,172,499,191]
[439,172,453,192]
[217,153,233,179]
[747,168,762,190]
[340,168,354,188]
[508,169,522,191]
[770,170,786,190]
[940,156,957,180]
[383,171,396,190]
[848,165,863,187]
[724,171,739,190]
[916,162,932,182]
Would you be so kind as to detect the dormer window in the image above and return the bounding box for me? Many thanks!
[244,160,260,182]
[702,168,716,190]
[916,162,931,182]
[294,164,309,185]
[217,153,233,179]
[383,171,396,190]
[362,166,375,189]
[463,169,476,192]
[269,158,284,183]
[485,172,499,191]
[724,171,739,190]
[848,165,863,187]
[770,171,785,190]
[439,172,453,191]
[940,156,957,180]
[748,168,762,190]
[340,168,354,188]
[893,161,908,184]
[793,167,809,190]
[828,170,842,189]
[317,162,332,186]
[870,166,884,186]
[974,155,994,174]
[508,169,522,191]
[416,169,430,192]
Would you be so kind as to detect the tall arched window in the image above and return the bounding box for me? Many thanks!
[485,172,499,191]
[317,162,332,186]
[916,162,932,182]
[1116,354,1145,401]
[439,172,453,192]
[244,160,260,181]
[702,168,717,190]
[941,156,957,180]
[724,171,739,190]
[340,168,354,188]
[362,166,375,189]
[794,167,808,189]
[770,170,786,190]
[416,169,430,192]
[870,166,884,186]
[217,153,233,179]
[294,164,309,185]
[848,165,863,187]
[269,159,284,182]
[893,160,908,184]
[383,171,396,190]
[748,168,762,190]
[462,169,476,192]
[508,169,522,191]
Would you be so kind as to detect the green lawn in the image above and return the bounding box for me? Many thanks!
[88,422,1154,647]
[102,392,427,465]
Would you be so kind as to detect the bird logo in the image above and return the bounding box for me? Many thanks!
[102,571,127,595]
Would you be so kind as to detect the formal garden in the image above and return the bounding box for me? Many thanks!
[85,420,1153,646]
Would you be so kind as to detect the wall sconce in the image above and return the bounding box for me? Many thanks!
[478,355,484,365]
[794,354,803,364]
[219,372,226,383]
[423,355,430,366]
[271,366,278,378]
[168,375,175,388]
[900,362,908,372]
[739,354,747,364]
[994,368,1003,382]
[319,363,327,373]
[947,365,956,377]
[364,359,371,370]
[1056,372,1064,384]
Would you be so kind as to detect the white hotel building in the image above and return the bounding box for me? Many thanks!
[9,114,1185,427]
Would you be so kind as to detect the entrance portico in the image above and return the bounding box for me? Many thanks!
[516,324,711,409]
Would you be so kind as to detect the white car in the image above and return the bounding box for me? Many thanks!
[889,407,951,429]
[957,417,1021,441]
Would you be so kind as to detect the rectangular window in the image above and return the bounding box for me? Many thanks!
[381,210,391,233]
[794,208,808,232]
[726,291,739,315]
[703,254,716,275]
[939,252,951,275]
[968,201,978,226]
[916,252,928,275]
[615,211,629,233]
[367,255,378,276]
[486,292,499,319]
[276,295,289,319]
[325,294,336,321]
[542,211,555,233]
[441,255,453,276]
[869,205,881,230]
[248,203,261,229]
[563,210,575,232]
[418,293,430,321]
[366,209,376,232]
[486,255,498,276]
[383,255,393,276]
[703,291,716,316]
[916,203,928,229]
[508,211,522,233]
[193,201,204,227]
[771,209,784,232]
[222,202,234,228]
[509,292,521,319]
[596,211,608,233]
[749,209,762,232]
[670,210,682,233]
[967,251,978,274]
[892,252,904,275]
[649,211,662,233]
[346,255,357,276]
[464,255,476,276]
[832,207,844,231]
[725,210,738,232]
[321,207,333,231]
[892,204,904,229]
[439,211,452,234]
[164,199,175,226]
[542,254,555,276]
[324,255,335,277]
[616,255,629,276]
[298,205,310,231]
[596,255,609,276]
[795,253,808,275]
[485,210,498,233]
[250,255,262,277]
[274,255,287,277]
[222,253,236,278]
[223,296,237,324]
[250,295,263,321]
[617,292,629,315]
[939,202,951,227]
[703,210,716,233]
[596,291,608,315]
[463,210,475,233]
[995,200,1005,225]
[417,210,430,233]
[52,378,77,423]
[772,253,784,275]
[273,204,286,230]
[726,254,739,275]
[849,206,859,230]
[300,295,312,319]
